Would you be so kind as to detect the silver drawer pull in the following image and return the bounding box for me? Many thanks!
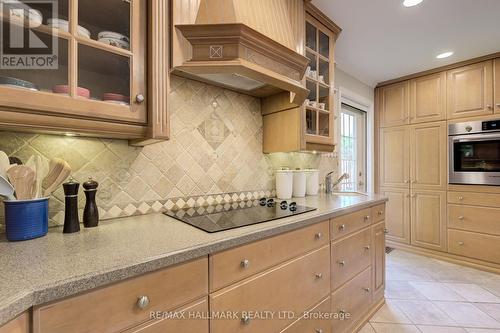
[241,259,250,268]
[384,228,389,234]
[339,224,346,231]
[364,215,370,221]
[338,309,346,315]
[241,315,251,325]
[378,210,383,216]
[362,287,371,293]
[458,196,464,201]
[458,241,464,246]
[136,94,145,103]
[458,216,464,220]
[315,329,324,333]
[315,272,323,279]
[315,232,323,240]
[137,295,150,309]
[364,245,370,250]
[338,260,346,266]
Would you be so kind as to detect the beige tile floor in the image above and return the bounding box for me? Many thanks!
[361,250,500,333]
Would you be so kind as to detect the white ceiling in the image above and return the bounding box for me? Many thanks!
[313,0,500,87]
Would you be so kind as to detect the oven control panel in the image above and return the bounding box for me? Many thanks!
[482,119,500,131]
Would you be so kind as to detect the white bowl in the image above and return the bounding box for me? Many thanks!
[98,31,129,43]
[98,37,130,50]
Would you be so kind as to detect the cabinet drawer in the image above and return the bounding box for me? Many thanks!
[210,221,329,291]
[331,208,372,240]
[0,312,29,333]
[123,298,208,333]
[448,191,500,208]
[281,297,331,333]
[448,229,500,264]
[448,204,500,235]
[331,228,371,290]
[371,204,386,223]
[210,246,331,333]
[331,267,372,333]
[34,258,208,333]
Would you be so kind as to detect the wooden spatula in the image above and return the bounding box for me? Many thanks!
[42,158,71,197]
[6,165,36,200]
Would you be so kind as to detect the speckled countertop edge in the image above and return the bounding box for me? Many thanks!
[0,194,387,326]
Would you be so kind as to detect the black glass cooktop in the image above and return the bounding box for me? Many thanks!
[164,198,316,233]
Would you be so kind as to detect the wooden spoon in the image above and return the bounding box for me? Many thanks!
[42,158,71,197]
[6,165,36,200]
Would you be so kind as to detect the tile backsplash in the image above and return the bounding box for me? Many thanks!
[0,75,337,230]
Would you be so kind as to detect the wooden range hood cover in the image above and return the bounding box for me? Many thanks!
[175,0,309,105]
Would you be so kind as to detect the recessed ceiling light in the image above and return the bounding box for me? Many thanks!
[436,51,454,59]
[403,0,423,7]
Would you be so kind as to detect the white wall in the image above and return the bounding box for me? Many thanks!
[334,67,376,192]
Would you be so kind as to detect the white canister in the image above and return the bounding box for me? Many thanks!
[276,169,293,200]
[305,169,319,196]
[292,170,306,197]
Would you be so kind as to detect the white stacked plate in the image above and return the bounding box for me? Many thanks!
[8,4,43,26]
[47,19,91,38]
[97,31,130,50]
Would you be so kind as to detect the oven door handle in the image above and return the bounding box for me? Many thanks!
[452,133,500,143]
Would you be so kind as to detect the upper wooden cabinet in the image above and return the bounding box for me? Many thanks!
[410,72,446,123]
[447,60,494,119]
[0,0,169,144]
[495,58,500,113]
[379,81,410,127]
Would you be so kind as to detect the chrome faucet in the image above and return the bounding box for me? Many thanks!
[325,172,350,193]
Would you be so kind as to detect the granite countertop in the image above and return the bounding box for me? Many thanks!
[0,192,387,326]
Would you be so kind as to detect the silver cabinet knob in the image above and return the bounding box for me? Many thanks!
[404,180,409,184]
[378,210,383,216]
[362,287,371,293]
[458,196,464,201]
[137,295,150,309]
[384,228,389,234]
[315,272,323,279]
[315,329,324,333]
[241,315,251,325]
[487,105,493,110]
[364,245,370,250]
[338,224,346,231]
[315,232,323,240]
[136,94,145,103]
[364,215,370,221]
[338,260,346,266]
[458,241,464,246]
[338,309,346,316]
[240,259,250,268]
[496,103,500,108]
[458,216,464,220]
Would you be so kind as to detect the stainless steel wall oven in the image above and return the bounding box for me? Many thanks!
[449,119,500,186]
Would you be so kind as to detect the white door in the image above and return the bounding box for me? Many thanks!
[340,103,367,191]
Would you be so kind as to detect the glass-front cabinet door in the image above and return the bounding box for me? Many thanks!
[304,15,335,147]
[0,0,146,124]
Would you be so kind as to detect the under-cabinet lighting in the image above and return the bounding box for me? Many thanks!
[403,0,423,7]
[436,51,454,59]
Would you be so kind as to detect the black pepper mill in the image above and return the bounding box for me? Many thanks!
[63,178,80,234]
[83,177,99,228]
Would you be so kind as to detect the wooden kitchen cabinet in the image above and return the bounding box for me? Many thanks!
[379,81,410,127]
[281,297,331,333]
[379,126,410,188]
[410,190,447,252]
[447,60,494,119]
[0,0,169,143]
[380,187,410,244]
[372,221,386,303]
[495,58,500,113]
[448,229,500,264]
[410,72,446,123]
[0,312,29,333]
[410,121,447,191]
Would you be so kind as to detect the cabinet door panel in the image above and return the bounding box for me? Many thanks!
[411,190,447,252]
[411,122,447,190]
[410,72,446,123]
[372,221,386,303]
[447,61,494,119]
[495,58,500,114]
[0,312,29,333]
[380,187,410,244]
[380,81,410,127]
[380,127,410,188]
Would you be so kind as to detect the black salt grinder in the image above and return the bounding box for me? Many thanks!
[63,178,80,233]
[83,177,99,228]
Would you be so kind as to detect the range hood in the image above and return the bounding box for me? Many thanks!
[174,0,310,105]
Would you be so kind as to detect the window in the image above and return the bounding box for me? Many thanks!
[340,103,367,191]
